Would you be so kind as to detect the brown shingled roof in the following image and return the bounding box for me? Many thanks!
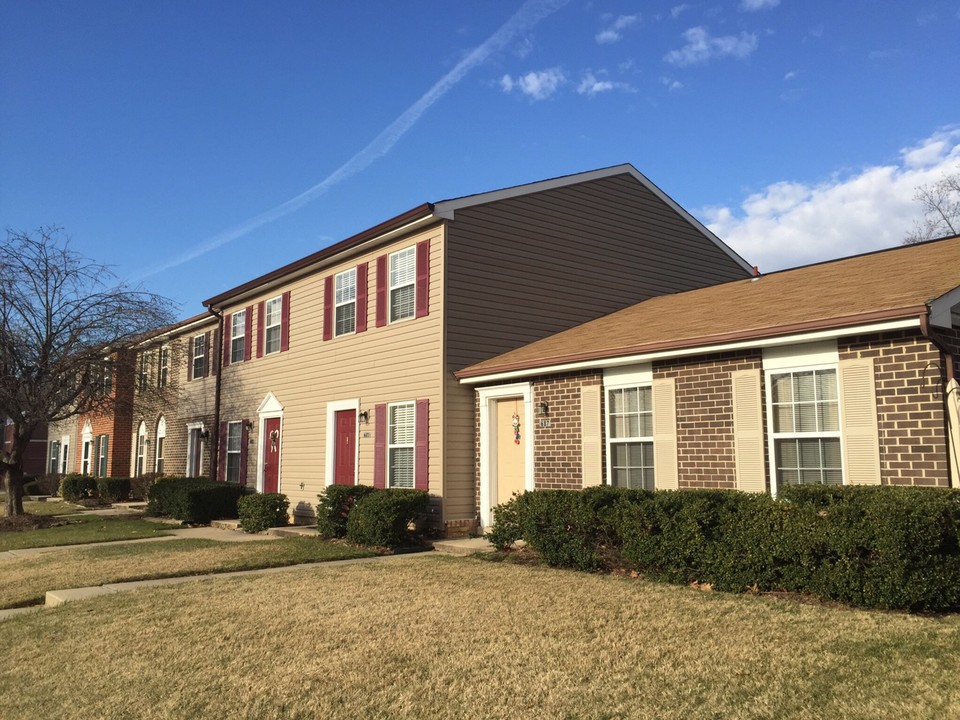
[456,235,960,379]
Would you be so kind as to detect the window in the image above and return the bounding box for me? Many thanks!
[607,386,655,490]
[61,441,69,474]
[226,421,242,483]
[389,247,416,322]
[192,335,205,379]
[770,368,841,486]
[231,310,246,363]
[155,417,166,474]
[48,441,60,475]
[387,402,415,488]
[157,346,169,388]
[334,269,356,336]
[138,354,149,393]
[99,364,112,396]
[264,296,283,353]
[135,422,147,477]
[96,434,109,478]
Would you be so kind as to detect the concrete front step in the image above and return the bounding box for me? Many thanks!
[432,537,496,556]
[210,519,242,531]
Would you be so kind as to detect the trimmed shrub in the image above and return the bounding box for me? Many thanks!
[238,493,290,533]
[316,484,377,538]
[346,489,430,548]
[97,477,131,503]
[130,472,166,501]
[147,477,242,524]
[24,474,61,496]
[59,474,98,502]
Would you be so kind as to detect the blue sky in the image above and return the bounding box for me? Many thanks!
[2,0,959,318]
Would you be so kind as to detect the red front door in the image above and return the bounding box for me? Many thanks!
[263,417,281,494]
[334,410,356,485]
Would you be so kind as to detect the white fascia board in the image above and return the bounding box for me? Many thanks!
[459,318,921,386]
[929,285,960,329]
[433,163,752,275]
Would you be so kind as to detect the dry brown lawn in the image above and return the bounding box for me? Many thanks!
[2,555,958,719]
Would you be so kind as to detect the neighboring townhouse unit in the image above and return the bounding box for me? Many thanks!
[129,313,219,479]
[457,235,960,527]
[71,350,136,478]
[45,417,77,476]
[200,164,753,530]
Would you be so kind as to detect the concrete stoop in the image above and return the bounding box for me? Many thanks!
[209,519,241,531]
[431,537,496,556]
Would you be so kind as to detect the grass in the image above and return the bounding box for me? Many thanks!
[1,556,958,719]
[0,536,379,608]
[12,500,87,517]
[0,514,174,551]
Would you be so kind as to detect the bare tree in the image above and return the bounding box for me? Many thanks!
[0,228,174,515]
[904,166,960,244]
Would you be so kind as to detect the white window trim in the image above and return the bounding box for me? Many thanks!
[477,382,534,528]
[388,246,416,324]
[334,269,357,337]
[764,362,844,496]
[256,392,284,493]
[264,296,284,354]
[231,310,246,364]
[324,398,360,487]
[135,421,147,477]
[386,401,416,489]
[158,345,170,388]
[155,416,166,474]
[60,435,71,475]
[81,422,93,475]
[185,421,205,477]
[192,334,205,378]
[225,421,243,484]
[604,382,655,491]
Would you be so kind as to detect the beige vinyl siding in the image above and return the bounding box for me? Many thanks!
[444,173,750,371]
[216,226,445,517]
[731,369,767,493]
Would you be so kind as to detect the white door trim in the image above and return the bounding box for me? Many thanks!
[325,399,360,487]
[477,382,534,528]
[185,421,205,477]
[257,393,284,494]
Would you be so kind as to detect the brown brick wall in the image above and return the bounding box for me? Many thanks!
[653,350,764,490]
[531,370,603,490]
[840,330,950,487]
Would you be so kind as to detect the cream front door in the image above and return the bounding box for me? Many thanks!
[495,398,527,505]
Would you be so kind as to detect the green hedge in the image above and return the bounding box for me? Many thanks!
[316,484,376,538]
[238,493,290,533]
[146,477,243,524]
[346,489,430,548]
[59,474,98,502]
[97,477,131,503]
[491,486,960,612]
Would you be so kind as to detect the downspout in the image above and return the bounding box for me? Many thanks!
[207,306,224,481]
[920,311,959,487]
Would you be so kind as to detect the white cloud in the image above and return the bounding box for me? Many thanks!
[740,0,780,10]
[700,128,960,272]
[783,70,797,81]
[501,67,566,100]
[596,14,639,44]
[670,4,690,19]
[664,26,758,66]
[577,71,632,96]
[661,76,684,91]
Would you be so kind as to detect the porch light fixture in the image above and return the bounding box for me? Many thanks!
[536,401,549,416]
[198,430,210,441]
[358,410,370,425]
[244,420,254,430]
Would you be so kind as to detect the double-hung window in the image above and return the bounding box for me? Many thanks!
[48,441,60,475]
[192,335,205,379]
[138,354,149,393]
[387,402,415,488]
[607,386,655,490]
[96,435,109,478]
[334,269,357,336]
[264,297,283,354]
[230,310,246,363]
[157,346,169,388]
[769,368,841,486]
[226,421,242,483]
[389,247,416,322]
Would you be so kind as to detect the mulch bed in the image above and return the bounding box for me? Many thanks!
[0,514,72,533]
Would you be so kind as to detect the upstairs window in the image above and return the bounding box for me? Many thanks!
[231,310,246,364]
[607,386,654,491]
[389,247,416,322]
[770,368,841,486]
[192,335,206,379]
[157,346,169,388]
[264,297,283,354]
[138,354,149,393]
[335,269,357,336]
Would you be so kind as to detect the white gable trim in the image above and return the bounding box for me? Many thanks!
[257,392,284,414]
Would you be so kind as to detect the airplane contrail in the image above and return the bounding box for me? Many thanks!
[137,0,570,280]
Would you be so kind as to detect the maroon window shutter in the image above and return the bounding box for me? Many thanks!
[187,342,193,382]
[218,422,227,482]
[323,276,333,341]
[239,420,249,486]
[415,240,430,318]
[256,301,265,358]
[280,291,291,351]
[356,263,368,334]
[203,331,211,378]
[373,403,387,489]
[375,255,387,327]
[415,399,429,491]
[222,314,232,367]
[243,306,253,361]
